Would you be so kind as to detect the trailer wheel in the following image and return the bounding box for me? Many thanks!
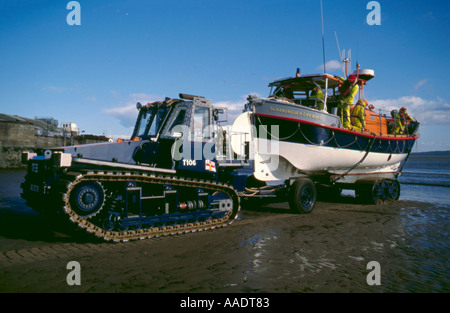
[372,180,389,203]
[288,178,317,214]
[388,179,401,200]
[356,180,391,204]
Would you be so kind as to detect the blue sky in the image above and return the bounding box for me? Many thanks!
[0,0,449,151]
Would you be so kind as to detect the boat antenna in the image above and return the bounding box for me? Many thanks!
[346,49,351,77]
[320,0,326,73]
[335,31,345,75]
[335,31,351,77]
[334,31,342,69]
[356,39,359,61]
[356,38,360,72]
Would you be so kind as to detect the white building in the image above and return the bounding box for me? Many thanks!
[62,122,79,136]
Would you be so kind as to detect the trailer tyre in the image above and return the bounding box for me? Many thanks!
[388,179,401,200]
[288,178,317,214]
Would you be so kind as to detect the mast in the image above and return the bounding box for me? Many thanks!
[320,0,326,73]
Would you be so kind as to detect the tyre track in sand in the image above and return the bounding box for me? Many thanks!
[0,206,296,269]
[0,200,382,269]
[0,242,134,269]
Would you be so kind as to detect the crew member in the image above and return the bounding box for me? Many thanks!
[351,99,367,131]
[395,107,414,134]
[274,85,294,100]
[310,86,325,110]
[339,74,359,129]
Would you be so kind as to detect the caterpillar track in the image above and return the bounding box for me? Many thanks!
[49,170,240,242]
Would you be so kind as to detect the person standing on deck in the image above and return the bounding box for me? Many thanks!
[396,107,414,134]
[339,75,359,129]
[351,99,367,131]
[310,86,325,110]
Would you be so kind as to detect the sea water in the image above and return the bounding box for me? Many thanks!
[399,152,450,207]
[396,153,450,292]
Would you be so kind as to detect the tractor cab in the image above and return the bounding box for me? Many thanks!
[130,94,230,177]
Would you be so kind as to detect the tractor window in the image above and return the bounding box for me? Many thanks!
[135,109,155,138]
[165,106,187,137]
[191,106,210,141]
[148,107,166,137]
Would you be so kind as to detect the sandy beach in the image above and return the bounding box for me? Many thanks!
[1,184,448,295]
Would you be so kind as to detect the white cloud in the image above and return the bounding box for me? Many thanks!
[105,93,163,128]
[106,92,257,133]
[41,85,72,93]
[414,79,429,90]
[316,60,342,72]
[215,93,261,123]
[368,96,450,125]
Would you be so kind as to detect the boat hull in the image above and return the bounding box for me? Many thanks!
[249,99,417,183]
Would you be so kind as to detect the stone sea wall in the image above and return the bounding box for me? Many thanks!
[0,121,108,168]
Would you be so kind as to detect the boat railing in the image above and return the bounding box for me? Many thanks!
[348,105,419,138]
[263,94,419,138]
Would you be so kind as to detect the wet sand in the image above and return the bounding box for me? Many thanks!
[1,186,449,294]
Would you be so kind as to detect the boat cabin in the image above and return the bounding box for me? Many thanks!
[268,73,342,114]
[267,69,418,137]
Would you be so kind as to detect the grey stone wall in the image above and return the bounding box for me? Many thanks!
[0,121,108,168]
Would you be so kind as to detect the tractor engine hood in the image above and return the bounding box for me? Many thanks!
[52,140,143,164]
[20,140,146,168]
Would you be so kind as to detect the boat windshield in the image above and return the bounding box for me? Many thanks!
[267,74,344,110]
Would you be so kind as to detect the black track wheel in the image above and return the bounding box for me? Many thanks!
[288,178,317,214]
[69,181,105,218]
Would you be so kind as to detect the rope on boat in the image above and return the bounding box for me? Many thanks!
[256,116,300,141]
[331,134,377,183]
[298,122,335,146]
[256,115,409,155]
[239,185,277,197]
